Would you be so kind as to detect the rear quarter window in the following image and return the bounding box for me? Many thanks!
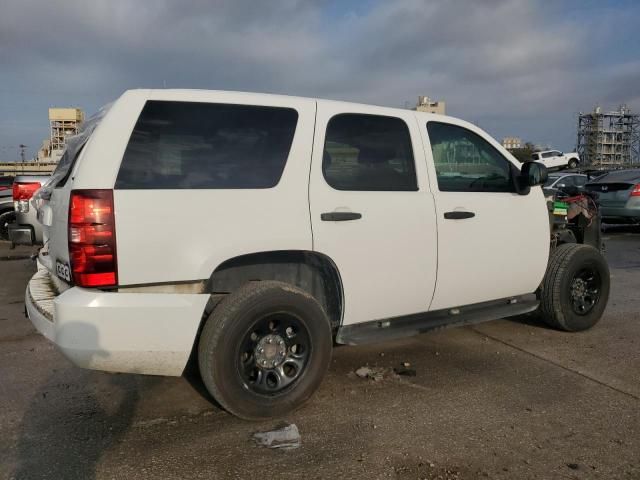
[115,101,298,189]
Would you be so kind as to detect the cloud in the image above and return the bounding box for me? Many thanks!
[1,0,639,158]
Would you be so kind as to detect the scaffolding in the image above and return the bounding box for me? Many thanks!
[49,108,84,153]
[576,105,640,168]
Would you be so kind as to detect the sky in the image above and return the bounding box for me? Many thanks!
[1,0,640,161]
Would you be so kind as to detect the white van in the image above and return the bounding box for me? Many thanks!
[26,89,609,419]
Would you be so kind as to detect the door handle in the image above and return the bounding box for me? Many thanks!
[321,212,362,221]
[444,211,475,220]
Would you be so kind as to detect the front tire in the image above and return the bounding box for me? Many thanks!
[198,281,332,420]
[539,244,610,332]
[567,159,578,169]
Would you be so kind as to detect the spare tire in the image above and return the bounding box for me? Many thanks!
[539,243,610,331]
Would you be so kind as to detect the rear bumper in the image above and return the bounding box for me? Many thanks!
[13,208,42,243]
[8,223,35,245]
[25,266,210,376]
[600,206,640,223]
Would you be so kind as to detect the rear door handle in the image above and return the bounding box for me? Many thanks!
[321,212,362,221]
[444,211,475,220]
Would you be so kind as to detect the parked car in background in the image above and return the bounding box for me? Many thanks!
[533,150,580,170]
[0,176,16,240]
[586,169,640,224]
[543,173,588,195]
[25,89,609,420]
[8,174,50,245]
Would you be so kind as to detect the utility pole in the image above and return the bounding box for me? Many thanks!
[19,144,28,162]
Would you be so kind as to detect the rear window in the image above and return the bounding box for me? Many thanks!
[587,170,640,184]
[115,101,298,189]
[544,175,561,187]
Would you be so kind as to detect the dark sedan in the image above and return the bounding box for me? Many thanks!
[586,169,640,224]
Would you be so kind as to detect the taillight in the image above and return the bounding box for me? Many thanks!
[12,182,41,213]
[68,190,118,287]
[631,184,640,197]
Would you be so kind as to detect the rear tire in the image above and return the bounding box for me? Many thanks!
[539,244,609,331]
[198,281,332,420]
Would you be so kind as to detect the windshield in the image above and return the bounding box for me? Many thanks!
[544,175,561,187]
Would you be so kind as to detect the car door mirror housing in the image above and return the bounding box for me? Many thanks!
[517,161,548,194]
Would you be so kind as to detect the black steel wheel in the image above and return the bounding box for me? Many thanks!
[569,267,601,316]
[539,243,610,331]
[237,313,311,395]
[198,281,332,420]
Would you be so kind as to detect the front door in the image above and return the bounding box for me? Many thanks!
[309,103,438,326]
[420,119,550,311]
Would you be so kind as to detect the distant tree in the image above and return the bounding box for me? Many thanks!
[510,142,536,163]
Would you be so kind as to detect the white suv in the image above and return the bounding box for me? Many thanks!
[532,150,580,170]
[26,89,610,419]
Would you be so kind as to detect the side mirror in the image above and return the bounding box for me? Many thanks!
[517,161,548,194]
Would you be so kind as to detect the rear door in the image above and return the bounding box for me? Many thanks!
[309,102,438,326]
[421,118,549,310]
[33,105,113,283]
[547,151,565,168]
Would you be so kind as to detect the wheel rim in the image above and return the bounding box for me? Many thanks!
[236,312,311,395]
[570,267,601,315]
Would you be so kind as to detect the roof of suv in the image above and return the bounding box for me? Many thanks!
[138,88,459,123]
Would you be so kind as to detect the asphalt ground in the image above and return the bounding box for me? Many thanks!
[0,230,638,480]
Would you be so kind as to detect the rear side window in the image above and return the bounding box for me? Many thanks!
[323,113,417,191]
[116,101,298,189]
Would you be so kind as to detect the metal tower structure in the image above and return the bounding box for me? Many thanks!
[49,108,84,153]
[576,105,640,168]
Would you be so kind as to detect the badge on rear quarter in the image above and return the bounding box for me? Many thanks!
[56,260,72,282]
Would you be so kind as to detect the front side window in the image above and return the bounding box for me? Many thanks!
[427,122,514,193]
[323,113,417,191]
[116,101,298,189]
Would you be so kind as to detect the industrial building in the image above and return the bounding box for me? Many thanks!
[0,107,84,175]
[501,137,522,151]
[576,105,640,168]
[415,96,446,115]
[48,107,84,162]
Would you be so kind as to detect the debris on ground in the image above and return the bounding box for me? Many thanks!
[354,366,385,381]
[253,423,301,450]
[354,364,418,380]
[394,363,417,377]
